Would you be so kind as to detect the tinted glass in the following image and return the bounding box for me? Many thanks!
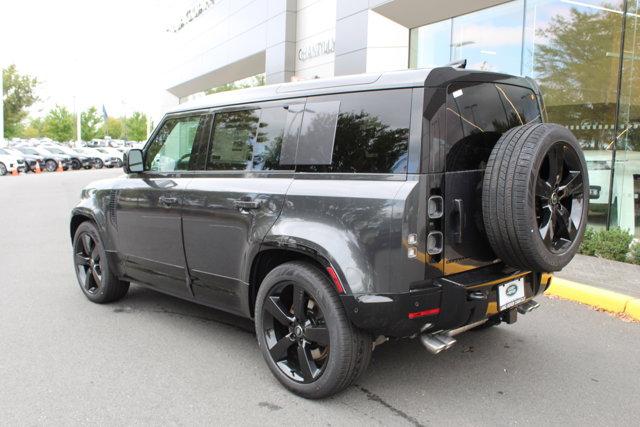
[446,82,541,171]
[253,106,295,171]
[207,110,259,170]
[296,101,341,166]
[145,114,211,172]
[297,89,411,173]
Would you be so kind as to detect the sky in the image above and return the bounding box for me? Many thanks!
[0,0,190,120]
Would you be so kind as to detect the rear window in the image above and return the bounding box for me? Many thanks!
[296,89,412,173]
[445,82,541,171]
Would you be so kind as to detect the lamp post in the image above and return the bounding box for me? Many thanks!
[0,65,4,147]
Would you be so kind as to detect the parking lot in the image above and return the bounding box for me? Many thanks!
[1,169,640,425]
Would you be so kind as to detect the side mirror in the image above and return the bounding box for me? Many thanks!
[123,149,144,174]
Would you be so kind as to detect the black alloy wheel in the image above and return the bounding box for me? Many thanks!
[535,142,584,253]
[255,262,371,399]
[45,159,57,172]
[74,232,103,294]
[0,162,7,176]
[72,221,129,303]
[262,282,330,383]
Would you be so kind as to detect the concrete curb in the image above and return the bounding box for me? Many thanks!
[544,277,640,321]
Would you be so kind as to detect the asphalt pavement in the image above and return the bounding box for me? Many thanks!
[1,169,640,425]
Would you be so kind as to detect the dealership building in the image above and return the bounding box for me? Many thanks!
[164,0,640,237]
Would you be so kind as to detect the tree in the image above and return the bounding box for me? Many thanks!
[20,117,45,138]
[532,6,640,150]
[81,107,102,142]
[2,64,39,138]
[43,105,75,142]
[97,116,124,139]
[125,112,147,141]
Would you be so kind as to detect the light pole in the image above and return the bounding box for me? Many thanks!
[74,96,82,146]
[0,64,4,147]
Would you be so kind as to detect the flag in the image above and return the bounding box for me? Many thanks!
[102,105,108,122]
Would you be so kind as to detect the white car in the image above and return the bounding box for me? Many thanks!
[0,148,26,175]
[96,147,124,165]
[75,147,120,168]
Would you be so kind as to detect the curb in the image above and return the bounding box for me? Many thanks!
[544,277,640,321]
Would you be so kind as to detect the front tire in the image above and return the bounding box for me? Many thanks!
[0,162,7,176]
[94,159,104,169]
[72,221,129,303]
[44,159,57,172]
[255,261,371,399]
[71,159,81,170]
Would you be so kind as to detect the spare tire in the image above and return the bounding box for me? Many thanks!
[482,123,589,272]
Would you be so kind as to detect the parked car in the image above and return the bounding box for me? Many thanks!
[18,146,71,172]
[75,147,118,168]
[2,147,44,172]
[70,67,589,398]
[0,148,26,175]
[96,147,124,167]
[46,145,93,170]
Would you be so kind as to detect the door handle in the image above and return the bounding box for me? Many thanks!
[233,198,262,210]
[159,196,179,206]
[452,198,464,244]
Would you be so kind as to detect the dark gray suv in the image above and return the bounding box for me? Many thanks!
[70,67,588,398]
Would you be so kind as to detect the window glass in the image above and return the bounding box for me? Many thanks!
[297,89,411,173]
[446,82,541,171]
[409,19,452,69]
[295,101,341,166]
[451,1,524,75]
[145,115,210,172]
[253,106,295,170]
[208,110,260,170]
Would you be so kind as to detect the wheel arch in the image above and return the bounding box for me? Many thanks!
[70,210,98,242]
[248,245,342,318]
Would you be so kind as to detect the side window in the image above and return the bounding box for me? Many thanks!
[207,104,303,171]
[208,110,259,170]
[145,114,211,172]
[253,106,296,171]
[296,90,412,173]
[445,82,541,171]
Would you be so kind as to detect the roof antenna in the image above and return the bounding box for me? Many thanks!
[445,59,467,69]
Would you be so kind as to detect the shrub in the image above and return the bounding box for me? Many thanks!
[578,227,633,262]
[630,242,640,265]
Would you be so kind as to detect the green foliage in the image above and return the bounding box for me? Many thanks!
[43,105,75,142]
[630,242,640,265]
[579,227,633,262]
[125,112,147,141]
[205,74,265,95]
[96,116,123,139]
[20,117,45,138]
[2,64,39,138]
[81,107,102,141]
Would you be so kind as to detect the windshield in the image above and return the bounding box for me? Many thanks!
[18,148,39,155]
[46,147,65,155]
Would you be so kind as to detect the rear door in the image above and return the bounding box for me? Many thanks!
[443,82,541,275]
[181,100,304,316]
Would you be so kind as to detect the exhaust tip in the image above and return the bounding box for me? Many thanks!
[420,333,458,354]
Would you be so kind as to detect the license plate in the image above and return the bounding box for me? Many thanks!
[497,278,526,311]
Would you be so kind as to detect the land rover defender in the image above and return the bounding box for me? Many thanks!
[70,67,588,398]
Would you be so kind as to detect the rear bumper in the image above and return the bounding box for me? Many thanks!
[341,265,552,338]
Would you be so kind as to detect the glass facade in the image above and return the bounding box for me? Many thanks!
[410,0,640,238]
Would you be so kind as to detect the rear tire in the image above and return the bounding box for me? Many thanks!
[72,221,129,303]
[44,159,57,172]
[0,162,6,176]
[94,159,104,169]
[71,159,81,170]
[255,261,372,399]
